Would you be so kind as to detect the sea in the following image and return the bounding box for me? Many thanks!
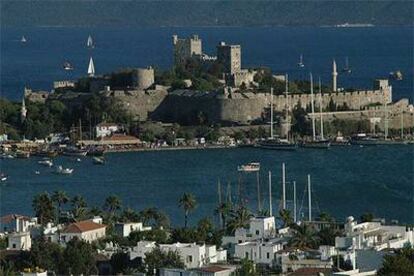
[0,26,413,225]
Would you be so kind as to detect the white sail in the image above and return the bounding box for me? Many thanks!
[88,57,95,76]
[87,35,94,48]
[318,77,324,140]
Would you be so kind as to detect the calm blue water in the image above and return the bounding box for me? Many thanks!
[1,26,413,101]
[1,146,413,225]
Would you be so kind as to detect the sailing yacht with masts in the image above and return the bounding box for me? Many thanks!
[87,57,95,77]
[302,73,331,149]
[342,57,352,73]
[257,76,298,150]
[21,36,27,43]
[297,54,305,67]
[87,35,95,48]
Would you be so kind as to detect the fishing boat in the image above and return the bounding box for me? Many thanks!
[93,156,105,165]
[1,173,8,182]
[342,57,352,73]
[55,166,74,175]
[350,133,380,146]
[389,70,403,81]
[257,83,298,151]
[330,132,351,146]
[38,159,53,167]
[63,61,74,71]
[297,54,305,67]
[21,36,27,43]
[238,162,260,172]
[87,35,95,48]
[63,147,88,157]
[33,149,58,158]
[1,153,15,159]
[301,74,330,149]
[87,146,105,156]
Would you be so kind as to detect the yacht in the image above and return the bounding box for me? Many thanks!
[63,147,88,157]
[63,61,74,71]
[87,35,95,48]
[237,162,260,172]
[301,74,330,149]
[350,133,380,146]
[38,159,53,167]
[55,166,74,175]
[1,173,8,182]
[297,54,305,67]
[21,36,27,43]
[331,132,351,146]
[342,57,352,73]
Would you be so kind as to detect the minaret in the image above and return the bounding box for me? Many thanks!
[332,59,338,92]
[20,97,27,122]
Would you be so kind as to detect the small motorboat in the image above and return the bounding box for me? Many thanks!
[93,156,105,165]
[1,173,8,182]
[55,166,74,175]
[76,158,82,162]
[389,70,403,81]
[38,159,53,167]
[21,36,27,43]
[238,162,260,172]
[0,153,14,159]
[63,61,74,71]
[35,171,40,175]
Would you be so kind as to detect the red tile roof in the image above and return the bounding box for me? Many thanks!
[288,267,332,276]
[62,220,106,233]
[1,214,30,224]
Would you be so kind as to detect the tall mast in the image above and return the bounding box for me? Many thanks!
[285,74,290,141]
[293,181,297,223]
[318,77,324,140]
[218,179,222,227]
[310,73,316,141]
[383,87,388,140]
[270,87,274,139]
[401,111,404,140]
[256,172,261,212]
[268,171,272,217]
[307,174,312,222]
[226,181,232,204]
[282,163,286,210]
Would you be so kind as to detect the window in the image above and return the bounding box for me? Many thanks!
[267,252,270,259]
[12,243,16,248]
[256,230,260,235]
[245,252,249,259]
[187,255,193,263]
[238,240,242,243]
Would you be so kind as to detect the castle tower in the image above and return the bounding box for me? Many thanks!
[20,97,27,122]
[217,42,241,74]
[332,59,338,92]
[172,34,202,67]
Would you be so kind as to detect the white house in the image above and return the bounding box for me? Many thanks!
[129,241,227,269]
[234,238,287,266]
[7,231,32,250]
[60,220,106,243]
[96,122,120,138]
[115,222,151,237]
[281,254,333,274]
[222,216,276,246]
[160,265,236,276]
[335,216,414,251]
[1,214,37,233]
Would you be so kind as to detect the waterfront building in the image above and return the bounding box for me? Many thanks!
[173,34,202,66]
[95,122,121,138]
[60,219,106,243]
[114,222,151,237]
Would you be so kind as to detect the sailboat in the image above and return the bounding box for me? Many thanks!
[87,57,95,77]
[21,36,27,43]
[297,54,305,67]
[342,57,352,73]
[87,35,95,48]
[302,73,330,149]
[63,61,74,71]
[257,79,298,151]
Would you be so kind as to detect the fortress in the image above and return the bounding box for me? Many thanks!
[25,34,413,130]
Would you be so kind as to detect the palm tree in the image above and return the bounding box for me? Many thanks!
[103,195,122,217]
[71,195,87,221]
[289,224,319,250]
[279,209,293,227]
[226,206,252,234]
[178,193,197,228]
[32,192,55,226]
[52,190,69,224]
[215,202,232,229]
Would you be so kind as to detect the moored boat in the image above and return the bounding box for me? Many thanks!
[63,148,88,157]
[238,162,260,172]
[87,146,105,156]
[93,156,105,165]
[38,159,53,167]
[350,133,380,146]
[301,139,331,149]
[15,151,30,159]
[55,166,74,175]
[257,138,298,150]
